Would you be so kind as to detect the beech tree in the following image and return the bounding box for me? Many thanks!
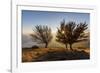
[56,20,68,49]
[56,20,88,50]
[31,25,53,48]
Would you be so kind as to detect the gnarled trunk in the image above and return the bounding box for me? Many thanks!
[45,43,48,48]
[69,43,73,51]
[65,44,68,50]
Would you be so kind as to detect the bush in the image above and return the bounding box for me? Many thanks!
[31,45,39,49]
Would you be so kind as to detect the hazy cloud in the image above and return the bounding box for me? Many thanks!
[22,34,37,48]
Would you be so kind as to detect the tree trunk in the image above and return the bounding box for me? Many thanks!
[69,44,73,51]
[65,44,68,50]
[45,43,48,48]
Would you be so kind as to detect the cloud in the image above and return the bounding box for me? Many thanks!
[22,34,37,48]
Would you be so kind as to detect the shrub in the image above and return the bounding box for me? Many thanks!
[31,45,39,49]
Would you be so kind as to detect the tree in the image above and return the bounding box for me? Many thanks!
[56,20,88,50]
[56,20,68,49]
[30,25,53,48]
[67,22,88,50]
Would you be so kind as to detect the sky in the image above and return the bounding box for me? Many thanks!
[22,10,90,34]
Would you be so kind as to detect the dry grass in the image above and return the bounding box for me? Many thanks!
[22,48,90,62]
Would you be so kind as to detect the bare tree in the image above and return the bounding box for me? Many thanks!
[56,20,68,49]
[68,22,88,50]
[30,25,53,48]
[56,20,88,50]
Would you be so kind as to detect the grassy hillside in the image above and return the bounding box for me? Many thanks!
[22,47,90,62]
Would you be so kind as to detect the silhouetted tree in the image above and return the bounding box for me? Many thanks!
[68,22,88,50]
[30,25,53,48]
[56,20,88,50]
[56,20,68,49]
